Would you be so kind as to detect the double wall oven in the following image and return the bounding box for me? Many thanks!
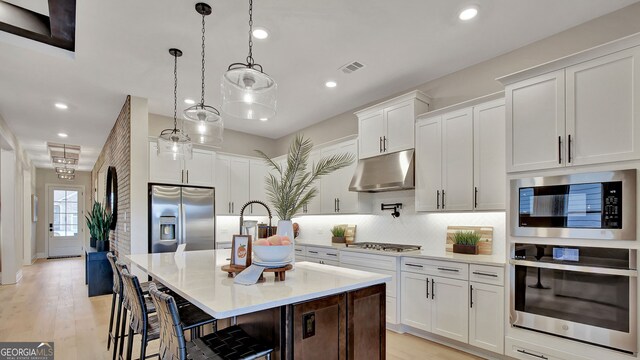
[510,170,638,353]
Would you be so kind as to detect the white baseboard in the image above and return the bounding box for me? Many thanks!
[15,270,23,283]
[36,252,46,259]
[386,323,404,333]
[401,325,506,360]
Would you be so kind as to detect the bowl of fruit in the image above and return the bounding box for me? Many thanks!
[253,235,293,262]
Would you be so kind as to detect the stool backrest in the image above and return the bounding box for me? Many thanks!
[106,253,121,294]
[115,260,131,310]
[148,283,187,360]
[120,268,149,336]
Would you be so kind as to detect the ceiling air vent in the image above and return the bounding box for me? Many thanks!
[339,61,365,74]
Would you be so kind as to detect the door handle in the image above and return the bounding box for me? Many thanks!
[431,278,435,299]
[474,187,478,208]
[568,134,572,163]
[425,278,429,299]
[470,285,474,308]
[436,190,440,209]
[558,136,562,164]
[379,137,383,153]
[442,190,446,209]
[383,136,387,152]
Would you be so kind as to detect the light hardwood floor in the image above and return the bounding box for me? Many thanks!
[0,257,481,360]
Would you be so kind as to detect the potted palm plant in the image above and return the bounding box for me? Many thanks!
[86,201,113,252]
[256,134,354,239]
[452,231,481,255]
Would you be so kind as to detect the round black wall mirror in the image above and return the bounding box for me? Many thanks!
[105,166,118,230]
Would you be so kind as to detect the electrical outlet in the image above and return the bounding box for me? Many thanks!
[302,312,315,339]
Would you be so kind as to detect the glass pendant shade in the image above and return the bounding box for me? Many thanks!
[185,118,223,146]
[158,129,193,161]
[184,104,221,124]
[222,67,277,120]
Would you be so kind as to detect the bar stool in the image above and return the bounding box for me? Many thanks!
[107,254,168,360]
[149,283,273,360]
[120,268,217,360]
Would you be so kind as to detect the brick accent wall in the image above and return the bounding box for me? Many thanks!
[92,96,131,256]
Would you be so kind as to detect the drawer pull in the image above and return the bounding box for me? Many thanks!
[437,267,459,272]
[517,349,548,360]
[405,263,424,268]
[472,271,498,278]
[326,253,338,257]
[308,251,319,254]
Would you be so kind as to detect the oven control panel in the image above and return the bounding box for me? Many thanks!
[602,182,622,229]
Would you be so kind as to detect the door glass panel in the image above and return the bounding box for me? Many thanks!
[53,190,79,237]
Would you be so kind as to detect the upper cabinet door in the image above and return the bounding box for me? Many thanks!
[334,140,358,214]
[320,145,340,214]
[358,110,384,159]
[415,118,442,212]
[229,158,250,215]
[442,108,474,211]
[149,141,183,185]
[215,156,231,215]
[184,149,216,187]
[507,70,565,172]
[566,47,640,166]
[249,159,269,215]
[473,99,506,211]
[385,100,414,153]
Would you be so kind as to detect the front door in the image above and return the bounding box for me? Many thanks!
[48,186,84,257]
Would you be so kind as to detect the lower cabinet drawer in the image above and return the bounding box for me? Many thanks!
[386,296,397,324]
[402,257,469,280]
[469,264,504,286]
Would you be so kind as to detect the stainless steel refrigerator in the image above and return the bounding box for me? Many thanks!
[149,184,216,253]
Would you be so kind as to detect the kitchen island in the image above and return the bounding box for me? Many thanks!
[128,249,390,359]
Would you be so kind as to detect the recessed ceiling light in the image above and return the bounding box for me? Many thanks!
[459,6,478,21]
[184,98,196,105]
[252,28,269,40]
[55,103,68,110]
[325,81,337,88]
[259,117,268,122]
[58,133,68,138]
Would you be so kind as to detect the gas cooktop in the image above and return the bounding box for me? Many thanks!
[346,242,421,252]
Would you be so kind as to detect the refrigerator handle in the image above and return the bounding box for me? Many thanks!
[180,202,187,245]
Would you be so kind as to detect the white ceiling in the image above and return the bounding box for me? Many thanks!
[0,0,637,171]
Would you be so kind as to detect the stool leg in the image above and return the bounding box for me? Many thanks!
[107,292,116,350]
[125,326,134,360]
[112,296,123,360]
[139,330,147,360]
[118,308,128,360]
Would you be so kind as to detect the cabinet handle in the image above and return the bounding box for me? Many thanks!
[442,190,446,209]
[309,251,319,254]
[228,202,231,213]
[425,278,429,299]
[472,271,498,278]
[334,198,337,212]
[436,190,440,209]
[232,202,234,213]
[437,267,459,272]
[383,136,387,152]
[186,170,189,183]
[470,284,474,308]
[405,263,424,268]
[379,137,383,153]
[336,198,340,212]
[568,134,572,163]
[326,253,338,257]
[181,170,184,183]
[558,136,562,164]
[474,187,478,209]
[431,278,435,299]
[517,349,548,360]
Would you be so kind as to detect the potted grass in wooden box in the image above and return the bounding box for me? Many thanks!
[452,231,480,255]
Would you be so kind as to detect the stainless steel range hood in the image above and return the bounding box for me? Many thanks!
[349,149,415,192]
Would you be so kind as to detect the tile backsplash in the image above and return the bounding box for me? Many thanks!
[215,191,506,259]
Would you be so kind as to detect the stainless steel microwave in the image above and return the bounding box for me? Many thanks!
[511,169,636,240]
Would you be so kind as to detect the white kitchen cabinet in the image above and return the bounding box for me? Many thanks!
[469,282,504,354]
[506,70,565,172]
[320,140,371,214]
[415,108,473,211]
[356,91,430,159]
[249,159,268,215]
[149,141,215,186]
[430,276,469,343]
[473,99,506,210]
[216,155,250,215]
[566,47,640,166]
[400,272,432,332]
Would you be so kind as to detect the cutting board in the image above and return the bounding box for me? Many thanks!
[446,226,493,255]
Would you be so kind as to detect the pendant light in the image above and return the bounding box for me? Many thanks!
[184,3,223,145]
[158,48,193,161]
[221,0,277,120]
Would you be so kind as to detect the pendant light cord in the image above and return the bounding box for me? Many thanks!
[200,13,206,105]
[246,0,254,66]
[173,52,178,132]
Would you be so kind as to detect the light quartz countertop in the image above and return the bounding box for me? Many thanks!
[127,250,390,319]
[294,238,505,266]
